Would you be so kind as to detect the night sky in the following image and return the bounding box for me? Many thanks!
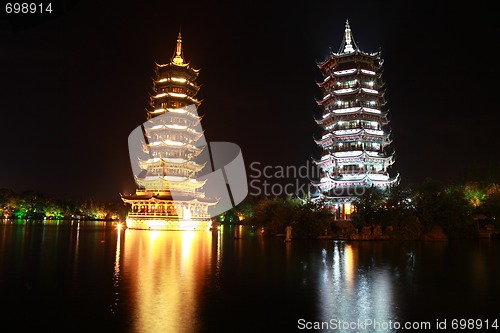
[1,0,499,202]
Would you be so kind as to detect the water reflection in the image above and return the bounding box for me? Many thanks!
[2,221,499,332]
[111,224,122,315]
[121,230,215,333]
[318,241,395,329]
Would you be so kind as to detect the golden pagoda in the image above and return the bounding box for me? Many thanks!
[121,33,217,230]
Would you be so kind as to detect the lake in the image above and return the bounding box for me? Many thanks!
[0,220,499,332]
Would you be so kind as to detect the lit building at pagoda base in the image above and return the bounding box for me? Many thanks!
[121,33,217,231]
[311,20,399,220]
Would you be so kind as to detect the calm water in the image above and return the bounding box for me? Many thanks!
[0,220,499,332]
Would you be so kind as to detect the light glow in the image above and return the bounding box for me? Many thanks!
[361,88,378,94]
[183,208,191,220]
[169,92,187,98]
[362,107,381,114]
[166,124,187,130]
[333,68,356,76]
[167,108,186,113]
[164,140,184,146]
[360,69,376,75]
[334,88,356,94]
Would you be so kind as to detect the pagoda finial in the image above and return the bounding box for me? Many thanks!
[343,19,355,53]
[172,30,184,65]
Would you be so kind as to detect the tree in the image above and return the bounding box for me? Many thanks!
[414,179,475,238]
[352,186,386,226]
[0,188,17,218]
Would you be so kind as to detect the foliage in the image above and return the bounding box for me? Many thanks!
[463,182,487,207]
[412,179,476,237]
[483,183,500,225]
[216,201,254,224]
[0,188,122,220]
[244,195,333,238]
[351,186,387,227]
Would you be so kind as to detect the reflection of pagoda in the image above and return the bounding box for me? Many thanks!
[121,33,217,230]
[312,20,399,220]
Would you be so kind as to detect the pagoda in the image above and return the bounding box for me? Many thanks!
[312,20,399,220]
[121,33,217,230]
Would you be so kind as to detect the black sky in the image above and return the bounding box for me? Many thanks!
[1,0,499,201]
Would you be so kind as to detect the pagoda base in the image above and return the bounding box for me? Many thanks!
[125,216,212,231]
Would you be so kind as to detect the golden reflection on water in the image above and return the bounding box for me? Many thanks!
[344,243,356,291]
[121,229,215,333]
[111,224,122,315]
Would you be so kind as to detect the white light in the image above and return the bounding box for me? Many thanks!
[167,108,187,113]
[335,88,356,94]
[171,77,187,83]
[360,69,376,75]
[166,124,187,130]
[169,92,187,98]
[183,208,191,220]
[333,69,356,76]
[154,93,167,98]
[334,129,360,135]
[164,140,184,146]
[363,107,381,114]
[365,129,384,135]
[333,106,361,114]
[361,88,378,94]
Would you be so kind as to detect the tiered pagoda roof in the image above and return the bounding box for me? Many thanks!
[312,20,399,203]
[121,32,217,230]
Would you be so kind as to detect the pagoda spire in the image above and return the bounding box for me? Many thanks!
[172,30,184,65]
[313,21,399,220]
[343,19,356,53]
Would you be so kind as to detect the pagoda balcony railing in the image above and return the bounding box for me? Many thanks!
[327,105,384,114]
[329,68,379,77]
[129,212,179,217]
[332,125,380,132]
[128,212,210,219]
[334,81,382,91]
[330,170,387,176]
[330,147,383,153]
